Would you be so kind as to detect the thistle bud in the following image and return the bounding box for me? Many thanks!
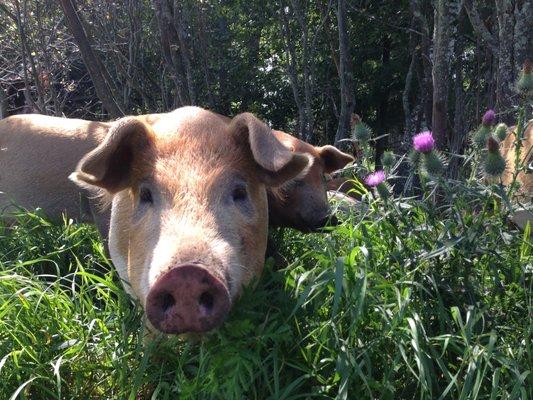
[352,119,372,143]
[484,136,506,177]
[473,125,491,148]
[482,109,496,127]
[381,151,395,169]
[494,123,508,142]
[422,151,445,176]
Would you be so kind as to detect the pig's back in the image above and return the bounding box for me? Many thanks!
[0,114,111,221]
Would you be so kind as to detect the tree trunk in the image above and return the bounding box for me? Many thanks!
[412,0,433,130]
[290,0,314,142]
[334,0,355,147]
[402,12,418,139]
[513,0,532,72]
[450,12,466,179]
[375,36,391,166]
[0,86,6,119]
[173,1,196,105]
[194,2,215,109]
[280,3,306,139]
[152,0,187,107]
[495,0,515,121]
[432,0,455,148]
[59,0,123,117]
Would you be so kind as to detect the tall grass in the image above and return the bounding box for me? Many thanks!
[1,170,531,399]
[1,92,531,398]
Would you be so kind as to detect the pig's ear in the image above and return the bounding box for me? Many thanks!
[318,145,354,173]
[70,117,155,193]
[229,113,311,186]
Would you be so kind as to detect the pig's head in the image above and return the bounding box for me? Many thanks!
[70,107,309,334]
[269,130,354,232]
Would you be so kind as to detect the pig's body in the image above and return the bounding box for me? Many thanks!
[500,121,532,232]
[0,114,110,222]
[500,121,532,196]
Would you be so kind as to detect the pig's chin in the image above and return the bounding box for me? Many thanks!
[292,213,337,233]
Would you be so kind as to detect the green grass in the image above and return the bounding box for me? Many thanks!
[1,175,531,399]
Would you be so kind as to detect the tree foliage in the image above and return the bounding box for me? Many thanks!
[0,0,531,149]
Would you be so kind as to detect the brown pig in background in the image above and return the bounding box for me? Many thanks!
[269,130,354,231]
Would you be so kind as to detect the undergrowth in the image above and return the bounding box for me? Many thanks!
[0,180,531,399]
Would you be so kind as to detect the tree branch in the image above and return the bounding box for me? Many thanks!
[464,0,498,54]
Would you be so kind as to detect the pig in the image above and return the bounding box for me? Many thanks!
[268,130,354,231]
[67,106,310,334]
[499,121,532,231]
[1,107,310,334]
[500,121,532,195]
[0,114,111,233]
[0,113,353,235]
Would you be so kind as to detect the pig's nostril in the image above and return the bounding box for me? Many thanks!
[198,291,214,316]
[159,293,175,313]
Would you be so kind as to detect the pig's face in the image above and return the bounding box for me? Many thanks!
[269,131,354,232]
[71,107,309,334]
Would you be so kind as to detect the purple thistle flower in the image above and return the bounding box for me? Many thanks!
[364,170,386,187]
[482,109,496,126]
[413,131,435,153]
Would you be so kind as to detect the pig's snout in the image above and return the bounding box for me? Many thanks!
[323,213,338,226]
[303,209,338,232]
[146,264,230,334]
[311,213,338,231]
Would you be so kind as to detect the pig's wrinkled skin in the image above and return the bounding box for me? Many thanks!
[71,107,310,334]
[1,107,310,334]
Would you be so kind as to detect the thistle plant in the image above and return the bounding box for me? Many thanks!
[364,170,390,200]
[381,151,395,171]
[517,59,532,98]
[412,131,446,177]
[493,123,508,142]
[473,109,496,148]
[484,136,506,178]
[351,114,372,144]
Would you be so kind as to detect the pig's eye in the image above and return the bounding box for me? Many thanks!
[232,184,248,202]
[139,187,153,204]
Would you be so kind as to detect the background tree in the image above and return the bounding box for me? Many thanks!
[0,0,531,162]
